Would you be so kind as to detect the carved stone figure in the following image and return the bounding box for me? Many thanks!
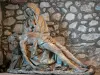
[7,33,22,71]
[7,3,95,75]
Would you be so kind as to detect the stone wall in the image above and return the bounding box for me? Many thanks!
[0,0,100,71]
[0,3,3,67]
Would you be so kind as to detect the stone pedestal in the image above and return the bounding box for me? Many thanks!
[7,69,94,75]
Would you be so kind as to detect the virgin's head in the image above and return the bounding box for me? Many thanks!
[27,3,40,16]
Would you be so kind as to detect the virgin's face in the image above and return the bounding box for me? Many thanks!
[25,8,35,18]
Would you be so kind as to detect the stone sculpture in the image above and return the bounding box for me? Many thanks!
[7,33,22,71]
[7,3,95,75]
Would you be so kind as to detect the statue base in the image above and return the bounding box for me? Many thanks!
[7,69,94,75]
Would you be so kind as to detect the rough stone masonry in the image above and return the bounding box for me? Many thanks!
[0,0,100,72]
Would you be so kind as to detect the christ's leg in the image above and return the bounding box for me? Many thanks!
[38,41,85,72]
[55,42,87,68]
